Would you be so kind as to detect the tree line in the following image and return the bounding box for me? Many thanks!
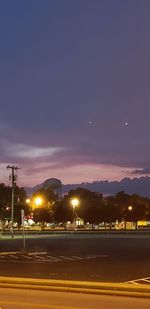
[0,183,150,226]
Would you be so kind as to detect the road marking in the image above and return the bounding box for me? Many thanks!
[28,252,47,255]
[34,255,46,260]
[47,255,61,261]
[142,279,150,283]
[9,255,18,259]
[59,256,75,260]
[127,281,139,285]
[125,276,150,284]
[21,255,32,259]
[0,252,109,263]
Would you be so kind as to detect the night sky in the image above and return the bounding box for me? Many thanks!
[0,0,150,187]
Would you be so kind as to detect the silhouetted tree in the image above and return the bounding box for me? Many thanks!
[32,186,58,224]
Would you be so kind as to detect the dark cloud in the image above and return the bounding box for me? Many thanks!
[131,168,150,175]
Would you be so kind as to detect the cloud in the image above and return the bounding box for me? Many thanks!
[0,123,150,187]
[3,143,65,159]
[18,162,134,187]
[131,168,150,175]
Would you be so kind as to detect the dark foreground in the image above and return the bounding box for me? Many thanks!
[0,233,150,283]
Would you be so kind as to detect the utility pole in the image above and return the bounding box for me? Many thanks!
[7,165,19,239]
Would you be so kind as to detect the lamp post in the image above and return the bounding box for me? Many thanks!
[7,165,19,239]
[124,205,133,230]
[70,198,79,220]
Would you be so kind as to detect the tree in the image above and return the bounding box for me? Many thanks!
[126,194,149,223]
[54,188,104,224]
[102,196,121,223]
[54,197,73,223]
[0,183,28,224]
[31,185,58,224]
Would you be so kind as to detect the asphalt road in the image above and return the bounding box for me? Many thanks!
[0,233,150,283]
[0,288,150,309]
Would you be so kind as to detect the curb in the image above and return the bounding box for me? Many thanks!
[0,251,47,255]
[0,252,19,255]
[0,277,150,298]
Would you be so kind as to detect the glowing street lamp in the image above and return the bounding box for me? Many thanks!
[128,206,133,211]
[71,198,79,209]
[71,198,79,220]
[26,198,30,204]
[34,197,43,207]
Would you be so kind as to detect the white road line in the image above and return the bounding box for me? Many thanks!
[141,279,150,283]
[21,255,32,259]
[124,280,138,284]
[47,256,61,261]
[28,252,47,256]
[141,277,150,280]
[125,276,150,284]
[59,256,75,260]
[9,255,18,259]
[129,281,139,285]
[34,255,46,260]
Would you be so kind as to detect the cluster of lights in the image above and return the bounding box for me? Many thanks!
[26,197,43,207]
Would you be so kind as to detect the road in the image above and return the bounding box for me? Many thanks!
[0,233,150,283]
[0,287,150,309]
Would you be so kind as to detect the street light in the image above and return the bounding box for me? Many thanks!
[71,198,79,208]
[34,197,43,207]
[70,198,79,220]
[128,206,133,211]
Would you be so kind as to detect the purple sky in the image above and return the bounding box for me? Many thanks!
[0,0,150,187]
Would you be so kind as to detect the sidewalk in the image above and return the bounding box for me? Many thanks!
[0,276,150,298]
